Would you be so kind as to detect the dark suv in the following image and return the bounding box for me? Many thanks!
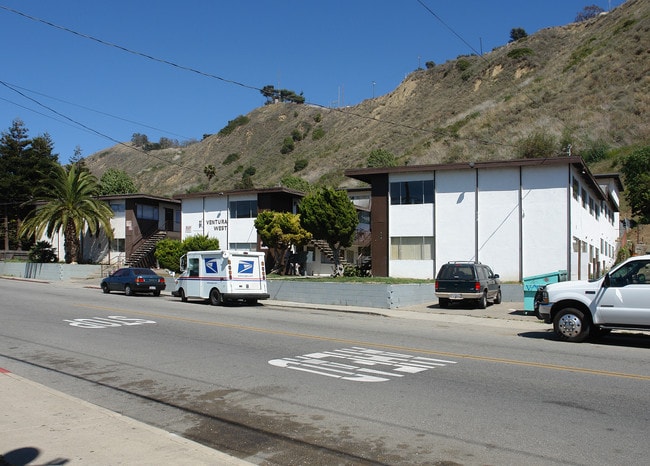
[434,261,501,309]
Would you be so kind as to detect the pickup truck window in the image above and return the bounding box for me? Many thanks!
[609,259,650,287]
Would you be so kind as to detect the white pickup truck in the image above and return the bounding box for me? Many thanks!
[535,254,650,342]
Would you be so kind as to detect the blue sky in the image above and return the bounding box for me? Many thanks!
[0,0,623,164]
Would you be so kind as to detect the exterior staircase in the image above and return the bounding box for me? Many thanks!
[124,230,167,268]
[310,239,350,275]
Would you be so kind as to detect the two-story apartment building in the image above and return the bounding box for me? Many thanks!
[47,194,181,267]
[345,157,622,281]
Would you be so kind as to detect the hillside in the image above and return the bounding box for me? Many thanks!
[85,0,649,197]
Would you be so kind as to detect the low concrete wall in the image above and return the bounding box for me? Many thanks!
[0,262,524,309]
[0,262,102,281]
[268,280,523,309]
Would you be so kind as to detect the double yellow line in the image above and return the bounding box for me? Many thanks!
[77,303,650,381]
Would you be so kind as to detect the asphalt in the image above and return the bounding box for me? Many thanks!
[0,276,541,465]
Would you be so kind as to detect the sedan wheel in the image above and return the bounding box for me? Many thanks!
[101,283,110,294]
[125,284,134,296]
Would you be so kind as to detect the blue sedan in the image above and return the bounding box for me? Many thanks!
[101,268,166,296]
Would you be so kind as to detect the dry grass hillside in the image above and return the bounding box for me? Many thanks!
[85,0,649,198]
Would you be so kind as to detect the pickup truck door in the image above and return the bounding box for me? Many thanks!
[593,259,650,325]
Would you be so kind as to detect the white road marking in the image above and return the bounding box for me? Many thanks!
[269,346,457,382]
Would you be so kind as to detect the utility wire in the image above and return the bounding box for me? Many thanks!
[3,81,194,141]
[0,5,261,94]
[0,80,204,176]
[1,4,514,159]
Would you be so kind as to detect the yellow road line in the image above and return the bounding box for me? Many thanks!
[77,303,650,381]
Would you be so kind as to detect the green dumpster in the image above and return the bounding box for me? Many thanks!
[522,270,568,311]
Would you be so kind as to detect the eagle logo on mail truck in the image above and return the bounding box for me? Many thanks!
[238,260,254,274]
[204,258,219,274]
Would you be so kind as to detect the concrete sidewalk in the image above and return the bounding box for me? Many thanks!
[1,276,543,465]
[0,368,251,466]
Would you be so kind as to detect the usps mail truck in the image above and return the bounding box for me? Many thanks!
[172,250,269,305]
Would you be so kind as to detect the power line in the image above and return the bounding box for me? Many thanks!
[2,81,194,141]
[1,3,514,162]
[0,80,204,176]
[0,5,261,94]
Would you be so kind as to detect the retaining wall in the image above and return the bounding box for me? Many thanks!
[0,262,523,309]
[268,280,523,309]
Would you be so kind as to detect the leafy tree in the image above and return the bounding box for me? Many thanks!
[509,28,528,42]
[367,149,398,168]
[299,187,358,273]
[131,133,150,147]
[182,234,220,253]
[99,168,137,195]
[254,211,312,274]
[154,234,220,272]
[154,238,185,271]
[576,4,604,22]
[19,163,114,264]
[620,146,650,223]
[28,240,57,263]
[260,85,305,104]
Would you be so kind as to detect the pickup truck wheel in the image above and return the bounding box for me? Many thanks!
[553,307,591,342]
[209,288,222,306]
[477,292,487,309]
[438,298,450,308]
[493,289,502,304]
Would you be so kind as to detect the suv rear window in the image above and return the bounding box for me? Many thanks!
[438,264,476,280]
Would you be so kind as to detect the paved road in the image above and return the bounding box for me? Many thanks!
[1,278,649,465]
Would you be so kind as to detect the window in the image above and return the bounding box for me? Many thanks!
[390,237,434,260]
[589,197,594,215]
[390,180,434,205]
[188,258,199,277]
[581,188,587,209]
[609,260,650,287]
[229,200,258,218]
[110,238,125,252]
[572,177,579,201]
[136,204,159,220]
[229,242,256,251]
[110,202,125,213]
[358,210,370,224]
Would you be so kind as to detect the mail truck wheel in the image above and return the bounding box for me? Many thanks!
[209,288,222,306]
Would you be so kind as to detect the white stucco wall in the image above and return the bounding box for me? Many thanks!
[435,171,477,267]
[520,165,568,278]
[180,194,257,250]
[476,168,521,280]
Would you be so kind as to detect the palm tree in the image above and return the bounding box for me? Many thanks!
[19,163,114,263]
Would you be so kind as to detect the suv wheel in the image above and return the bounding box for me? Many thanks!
[493,289,502,304]
[477,292,487,309]
[438,298,450,308]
